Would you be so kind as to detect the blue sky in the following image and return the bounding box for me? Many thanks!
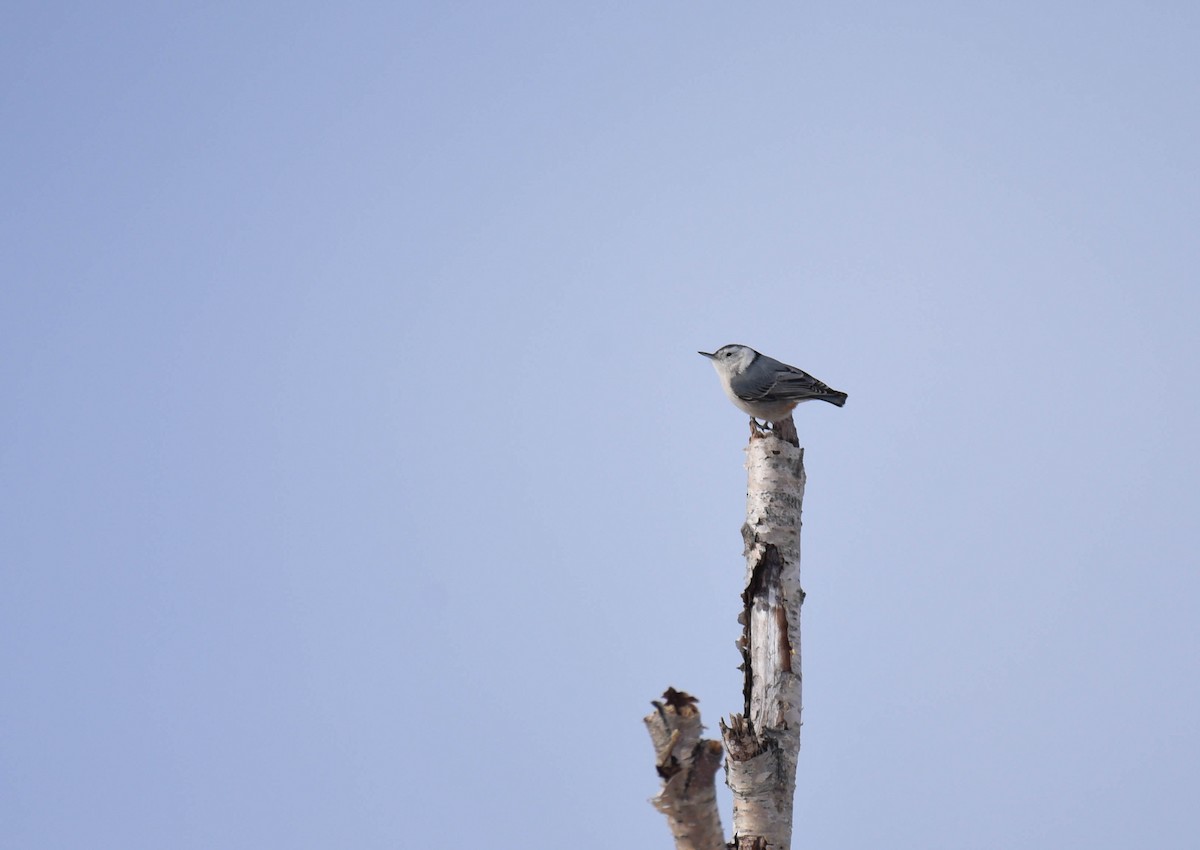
[3,3,1199,848]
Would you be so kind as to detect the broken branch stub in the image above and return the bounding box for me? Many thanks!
[643,688,726,850]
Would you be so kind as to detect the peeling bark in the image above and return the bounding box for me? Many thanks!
[722,415,805,849]
[646,413,808,849]
[644,689,726,850]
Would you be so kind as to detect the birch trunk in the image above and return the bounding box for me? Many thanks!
[644,688,726,850]
[721,415,805,849]
[646,415,807,849]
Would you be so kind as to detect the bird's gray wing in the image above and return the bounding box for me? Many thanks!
[729,362,783,401]
[734,356,841,402]
[769,369,843,401]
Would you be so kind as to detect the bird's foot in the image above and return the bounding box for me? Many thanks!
[748,418,768,439]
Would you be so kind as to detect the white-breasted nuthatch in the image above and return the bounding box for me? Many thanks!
[699,344,847,429]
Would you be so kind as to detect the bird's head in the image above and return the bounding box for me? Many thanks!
[698,344,757,377]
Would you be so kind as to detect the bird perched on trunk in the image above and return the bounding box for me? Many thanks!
[699,344,847,434]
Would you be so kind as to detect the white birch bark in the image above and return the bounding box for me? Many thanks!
[721,416,806,850]
[644,689,726,850]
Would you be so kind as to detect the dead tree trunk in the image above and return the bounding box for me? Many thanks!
[646,416,806,850]
[722,418,805,849]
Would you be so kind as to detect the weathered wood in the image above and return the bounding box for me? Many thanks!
[722,415,805,849]
[647,413,807,849]
[643,688,726,850]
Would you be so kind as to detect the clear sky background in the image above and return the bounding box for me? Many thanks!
[3,3,1199,848]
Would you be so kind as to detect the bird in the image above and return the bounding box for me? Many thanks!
[699,344,847,434]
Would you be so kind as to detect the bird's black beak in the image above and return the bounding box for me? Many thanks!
[698,351,714,359]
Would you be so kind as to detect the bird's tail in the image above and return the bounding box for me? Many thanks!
[822,391,848,408]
